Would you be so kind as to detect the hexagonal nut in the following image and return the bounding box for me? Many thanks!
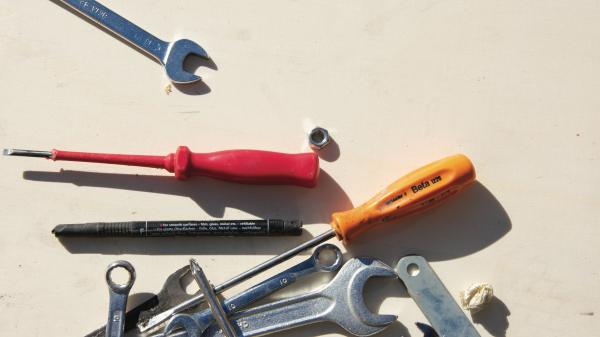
[309,127,331,151]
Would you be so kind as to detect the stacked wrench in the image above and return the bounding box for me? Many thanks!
[85,245,343,337]
[158,244,343,337]
[167,257,398,337]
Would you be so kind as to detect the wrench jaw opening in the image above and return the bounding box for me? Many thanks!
[164,314,201,337]
[335,258,398,336]
[164,39,210,84]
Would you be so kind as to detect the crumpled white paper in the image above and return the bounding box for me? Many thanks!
[460,283,494,314]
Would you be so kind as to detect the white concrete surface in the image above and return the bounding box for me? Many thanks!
[0,1,598,336]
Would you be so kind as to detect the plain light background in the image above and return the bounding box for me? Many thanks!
[0,1,599,336]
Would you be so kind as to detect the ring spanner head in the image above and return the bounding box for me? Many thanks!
[106,260,136,294]
[164,39,210,84]
[105,260,136,337]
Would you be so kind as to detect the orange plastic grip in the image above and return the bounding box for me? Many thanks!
[330,154,476,242]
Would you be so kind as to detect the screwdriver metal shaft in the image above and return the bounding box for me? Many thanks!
[3,149,52,158]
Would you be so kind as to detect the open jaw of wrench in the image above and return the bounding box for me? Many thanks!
[106,261,136,337]
[161,244,344,337]
[395,256,480,337]
[193,257,397,337]
[58,0,209,84]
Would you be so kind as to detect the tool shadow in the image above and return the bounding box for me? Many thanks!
[23,169,352,255]
[48,0,217,95]
[23,168,509,260]
[472,296,511,337]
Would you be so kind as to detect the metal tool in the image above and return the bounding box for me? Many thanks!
[163,244,343,337]
[395,256,481,337]
[3,147,319,187]
[189,260,238,337]
[105,261,136,337]
[56,0,209,83]
[309,127,331,151]
[139,154,476,332]
[196,257,397,337]
[52,219,302,237]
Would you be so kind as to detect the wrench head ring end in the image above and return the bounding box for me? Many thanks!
[106,260,136,294]
[313,244,343,272]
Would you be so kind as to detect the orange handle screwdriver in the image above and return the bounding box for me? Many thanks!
[331,153,476,241]
[140,153,477,331]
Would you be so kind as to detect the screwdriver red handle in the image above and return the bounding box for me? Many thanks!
[51,146,320,187]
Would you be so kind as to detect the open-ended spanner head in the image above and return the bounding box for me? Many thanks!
[319,257,398,336]
[162,39,210,84]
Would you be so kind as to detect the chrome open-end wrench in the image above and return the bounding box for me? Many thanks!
[57,0,209,83]
[197,258,397,337]
[161,244,343,337]
[106,261,136,337]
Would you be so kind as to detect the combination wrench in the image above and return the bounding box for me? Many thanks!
[191,257,397,337]
[161,244,343,337]
[106,261,136,337]
[57,0,210,83]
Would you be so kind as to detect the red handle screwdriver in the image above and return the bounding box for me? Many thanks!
[3,146,320,187]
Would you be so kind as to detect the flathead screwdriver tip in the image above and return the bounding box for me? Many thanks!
[3,149,52,158]
[189,258,202,272]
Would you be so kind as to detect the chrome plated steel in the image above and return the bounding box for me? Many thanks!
[162,244,343,337]
[189,260,237,337]
[58,0,209,83]
[198,257,397,337]
[140,230,337,333]
[105,261,136,337]
[308,127,331,151]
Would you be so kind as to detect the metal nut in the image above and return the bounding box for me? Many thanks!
[309,127,331,151]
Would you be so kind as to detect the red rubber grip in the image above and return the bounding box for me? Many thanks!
[52,146,320,187]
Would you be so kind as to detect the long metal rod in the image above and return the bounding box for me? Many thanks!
[189,259,238,337]
[138,229,337,332]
